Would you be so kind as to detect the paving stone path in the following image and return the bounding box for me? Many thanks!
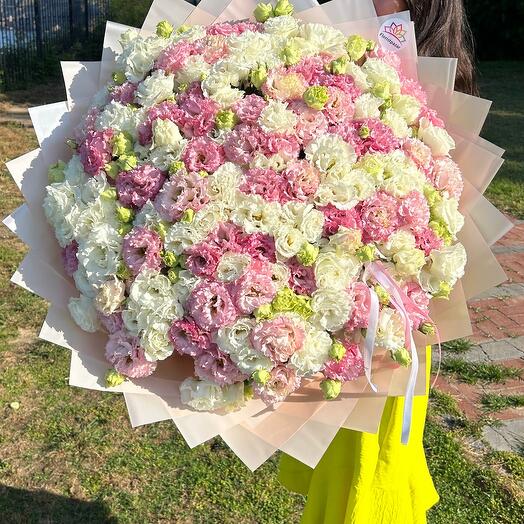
[434,218,524,452]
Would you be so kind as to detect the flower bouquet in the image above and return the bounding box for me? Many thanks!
[4,0,511,470]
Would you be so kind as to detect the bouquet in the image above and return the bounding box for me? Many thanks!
[4,0,511,469]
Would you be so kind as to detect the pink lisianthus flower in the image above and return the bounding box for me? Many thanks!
[74,107,101,142]
[182,136,225,173]
[282,160,321,202]
[168,317,211,358]
[404,282,430,329]
[332,119,400,156]
[116,164,166,209]
[253,365,301,405]
[418,107,445,128]
[251,315,305,364]
[138,101,178,145]
[206,21,261,36]
[240,167,283,202]
[290,100,329,145]
[262,68,308,101]
[105,330,157,378]
[230,262,276,314]
[261,133,300,161]
[400,77,428,105]
[188,281,237,331]
[238,232,276,263]
[346,282,371,330]
[323,86,355,125]
[223,124,266,165]
[399,190,430,230]
[194,344,245,386]
[62,240,79,276]
[109,82,138,105]
[320,204,362,236]
[322,342,364,382]
[154,171,209,222]
[185,242,222,279]
[360,191,401,243]
[314,69,362,99]
[415,227,444,256]
[288,56,325,83]
[233,94,267,124]
[154,40,202,74]
[369,47,402,71]
[122,227,163,275]
[99,312,124,334]
[207,222,245,252]
[403,138,434,175]
[175,83,220,137]
[287,257,316,296]
[79,129,114,176]
[431,157,464,200]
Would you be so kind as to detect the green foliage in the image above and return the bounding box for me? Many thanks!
[442,338,473,354]
[480,393,524,413]
[109,0,154,27]
[441,358,522,384]
[485,451,524,480]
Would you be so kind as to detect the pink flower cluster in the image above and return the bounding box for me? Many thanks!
[79,129,114,176]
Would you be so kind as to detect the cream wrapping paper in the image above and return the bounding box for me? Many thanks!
[3,0,512,470]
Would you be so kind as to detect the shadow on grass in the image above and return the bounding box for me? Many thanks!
[0,485,117,524]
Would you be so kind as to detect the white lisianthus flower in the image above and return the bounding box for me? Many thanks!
[328,227,363,255]
[134,201,165,232]
[79,173,111,205]
[393,248,426,278]
[180,378,244,412]
[354,93,383,119]
[175,55,211,88]
[231,194,279,234]
[64,155,88,186]
[207,162,242,207]
[300,23,346,55]
[381,153,425,197]
[141,321,173,361]
[136,70,174,107]
[192,202,229,238]
[118,35,165,83]
[264,15,300,39]
[275,225,304,259]
[68,294,100,333]
[289,325,332,376]
[271,262,292,290]
[379,230,417,257]
[282,202,324,243]
[73,266,97,299]
[375,307,405,351]
[250,152,288,172]
[43,181,81,247]
[418,117,455,156]
[152,118,184,149]
[432,197,465,237]
[391,94,421,125]
[94,277,126,315]
[381,109,411,139]
[361,58,401,93]
[314,252,361,289]
[311,288,352,332]
[259,100,297,135]
[216,252,250,282]
[306,134,357,174]
[420,243,467,294]
[314,179,357,210]
[172,270,201,305]
[96,101,145,140]
[148,144,186,171]
[345,61,370,90]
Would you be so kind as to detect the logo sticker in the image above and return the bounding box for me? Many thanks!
[378,18,408,51]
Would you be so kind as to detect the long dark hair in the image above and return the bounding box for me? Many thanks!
[405,0,478,95]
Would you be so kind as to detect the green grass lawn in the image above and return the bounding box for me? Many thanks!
[0,62,523,523]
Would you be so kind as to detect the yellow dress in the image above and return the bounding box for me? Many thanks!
[278,347,439,524]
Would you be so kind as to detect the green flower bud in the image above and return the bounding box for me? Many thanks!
[106,369,126,388]
[329,341,346,362]
[294,295,313,320]
[345,35,368,61]
[419,322,435,336]
[330,55,349,75]
[66,138,78,150]
[105,162,120,180]
[358,125,370,139]
[274,0,294,17]
[303,85,329,110]
[254,2,274,23]
[112,131,134,157]
[161,250,178,267]
[177,82,189,93]
[390,347,412,367]
[155,221,169,240]
[320,379,342,400]
[176,24,191,34]
[374,285,390,306]
[250,65,268,89]
[9,401,20,411]
[198,170,208,178]
[254,304,274,321]
[429,220,452,245]
[156,20,174,38]
[117,223,133,237]
[424,184,442,207]
[48,161,66,183]
[372,81,391,100]
[116,262,133,281]
[116,205,134,224]
[117,153,138,171]
[379,97,393,112]
[112,70,126,85]
[356,244,376,262]
[280,40,302,66]
[297,242,319,267]
[434,281,451,300]
[272,287,295,313]
[169,160,186,175]
[167,267,180,283]
[252,369,271,385]
[366,39,376,51]
[244,382,254,401]
[181,208,195,224]
[215,109,238,130]
[101,187,117,200]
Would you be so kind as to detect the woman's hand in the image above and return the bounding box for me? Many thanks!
[373,0,409,16]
